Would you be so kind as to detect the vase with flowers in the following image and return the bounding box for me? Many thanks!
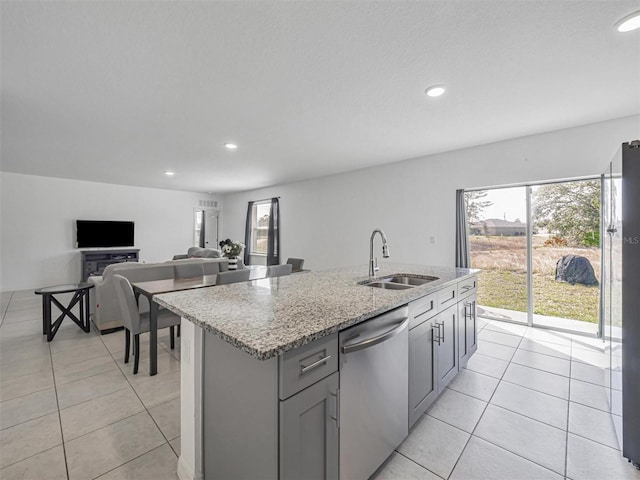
[218,239,245,270]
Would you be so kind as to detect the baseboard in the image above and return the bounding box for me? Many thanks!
[177,455,201,480]
[98,326,124,335]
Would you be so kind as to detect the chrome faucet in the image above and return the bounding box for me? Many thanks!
[369,228,390,278]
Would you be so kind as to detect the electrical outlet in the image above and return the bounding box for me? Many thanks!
[429,236,436,244]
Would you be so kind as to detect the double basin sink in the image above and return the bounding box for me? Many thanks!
[360,274,439,290]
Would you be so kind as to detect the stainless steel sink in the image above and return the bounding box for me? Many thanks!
[383,275,439,286]
[360,274,439,289]
[365,281,414,290]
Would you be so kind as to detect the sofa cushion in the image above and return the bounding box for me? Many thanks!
[105,263,175,283]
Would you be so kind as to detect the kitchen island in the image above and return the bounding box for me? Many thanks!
[156,263,478,480]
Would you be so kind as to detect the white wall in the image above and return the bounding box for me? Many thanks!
[221,115,639,273]
[0,173,221,291]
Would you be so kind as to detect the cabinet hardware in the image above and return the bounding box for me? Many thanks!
[300,355,332,374]
[442,291,456,303]
[329,389,340,428]
[432,325,441,345]
[436,321,445,342]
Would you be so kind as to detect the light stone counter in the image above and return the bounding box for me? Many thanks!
[155,262,478,360]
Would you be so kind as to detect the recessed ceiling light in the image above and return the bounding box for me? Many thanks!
[225,143,238,150]
[616,10,640,32]
[425,85,446,97]
[165,171,175,176]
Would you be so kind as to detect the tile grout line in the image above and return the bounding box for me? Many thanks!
[91,443,176,480]
[444,332,523,479]
[48,331,71,480]
[565,339,574,478]
[450,334,576,479]
[394,450,446,479]
[98,329,179,446]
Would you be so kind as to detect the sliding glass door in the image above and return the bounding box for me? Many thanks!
[530,181,600,335]
[467,179,601,335]
[467,187,528,325]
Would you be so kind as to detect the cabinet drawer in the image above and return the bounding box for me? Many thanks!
[279,333,338,400]
[458,276,477,300]
[409,292,438,329]
[437,284,458,309]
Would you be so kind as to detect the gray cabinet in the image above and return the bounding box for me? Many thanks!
[436,304,458,389]
[458,294,478,368]
[409,275,478,428]
[80,249,139,281]
[280,372,339,480]
[409,315,438,427]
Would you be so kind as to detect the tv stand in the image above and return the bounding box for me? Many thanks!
[80,249,140,281]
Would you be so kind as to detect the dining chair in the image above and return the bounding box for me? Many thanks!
[267,264,293,277]
[113,274,181,374]
[286,258,304,272]
[174,261,205,279]
[215,269,251,285]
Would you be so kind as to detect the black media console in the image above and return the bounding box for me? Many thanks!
[80,249,140,281]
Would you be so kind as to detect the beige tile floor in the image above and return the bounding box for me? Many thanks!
[0,290,180,480]
[1,289,638,480]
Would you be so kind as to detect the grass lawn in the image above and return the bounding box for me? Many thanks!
[477,270,600,323]
[471,236,600,324]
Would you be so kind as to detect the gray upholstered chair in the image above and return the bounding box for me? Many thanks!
[286,258,304,272]
[215,269,251,285]
[267,264,293,277]
[113,274,181,374]
[174,262,204,279]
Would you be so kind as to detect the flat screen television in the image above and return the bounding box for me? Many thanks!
[76,220,135,248]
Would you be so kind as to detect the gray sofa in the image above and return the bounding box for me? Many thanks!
[172,246,222,260]
[88,257,229,333]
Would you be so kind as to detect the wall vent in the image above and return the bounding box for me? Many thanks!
[199,200,218,208]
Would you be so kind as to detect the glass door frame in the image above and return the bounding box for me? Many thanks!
[467,176,603,338]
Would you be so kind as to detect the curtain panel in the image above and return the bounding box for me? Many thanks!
[267,198,280,266]
[244,201,255,265]
[455,189,471,268]
[199,210,206,248]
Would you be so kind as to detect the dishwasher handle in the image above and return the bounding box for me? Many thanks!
[341,317,409,354]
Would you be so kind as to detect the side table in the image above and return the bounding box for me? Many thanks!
[34,283,94,341]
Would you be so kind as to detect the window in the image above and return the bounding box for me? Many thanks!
[251,201,271,255]
[245,197,280,265]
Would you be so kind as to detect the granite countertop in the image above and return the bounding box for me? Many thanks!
[155,262,478,360]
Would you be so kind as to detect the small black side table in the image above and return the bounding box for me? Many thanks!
[34,283,94,341]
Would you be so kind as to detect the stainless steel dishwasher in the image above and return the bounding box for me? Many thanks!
[339,306,409,480]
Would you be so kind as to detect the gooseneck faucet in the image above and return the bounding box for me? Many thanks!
[369,228,390,278]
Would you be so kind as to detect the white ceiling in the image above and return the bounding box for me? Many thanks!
[1,1,639,194]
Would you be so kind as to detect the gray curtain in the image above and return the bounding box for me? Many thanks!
[199,210,205,248]
[266,198,280,266]
[455,189,470,268]
[244,201,254,265]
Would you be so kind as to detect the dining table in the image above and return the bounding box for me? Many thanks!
[132,266,268,376]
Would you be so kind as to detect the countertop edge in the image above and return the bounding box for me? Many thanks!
[155,267,479,360]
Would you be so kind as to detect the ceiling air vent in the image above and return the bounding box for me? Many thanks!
[199,200,218,208]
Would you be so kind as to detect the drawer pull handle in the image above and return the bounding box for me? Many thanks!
[461,285,473,291]
[442,291,456,303]
[415,301,435,318]
[300,355,332,374]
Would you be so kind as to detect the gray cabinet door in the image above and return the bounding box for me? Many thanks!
[458,295,478,368]
[409,317,438,428]
[280,372,339,480]
[436,304,458,390]
[465,295,478,360]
